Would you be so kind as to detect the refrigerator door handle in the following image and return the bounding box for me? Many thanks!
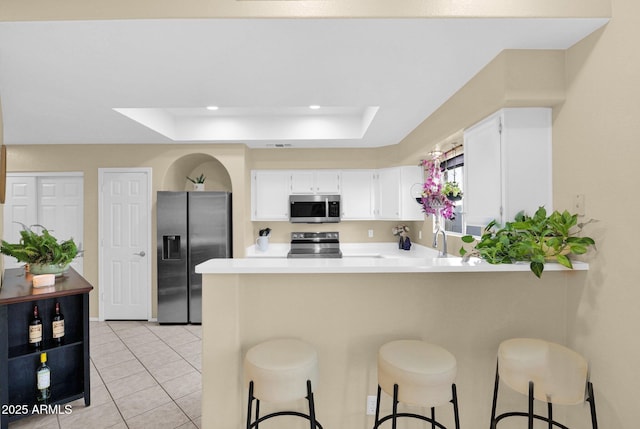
[133,251,146,257]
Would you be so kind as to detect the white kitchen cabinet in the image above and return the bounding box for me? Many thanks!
[375,166,424,221]
[251,170,291,221]
[290,170,341,194]
[340,170,375,220]
[463,107,552,230]
[251,167,423,222]
[376,167,401,219]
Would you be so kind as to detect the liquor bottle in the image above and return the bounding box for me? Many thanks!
[29,305,43,349]
[52,301,65,344]
[36,352,51,404]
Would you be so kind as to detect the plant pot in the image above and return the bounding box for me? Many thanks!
[29,263,70,277]
[446,193,462,202]
[193,183,205,191]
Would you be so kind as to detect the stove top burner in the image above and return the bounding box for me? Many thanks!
[287,231,342,259]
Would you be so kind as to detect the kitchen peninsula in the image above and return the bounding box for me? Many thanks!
[196,245,588,428]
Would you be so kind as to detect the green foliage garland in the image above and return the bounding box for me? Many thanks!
[459,207,596,278]
[1,224,79,266]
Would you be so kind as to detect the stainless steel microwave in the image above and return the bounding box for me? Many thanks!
[289,194,341,223]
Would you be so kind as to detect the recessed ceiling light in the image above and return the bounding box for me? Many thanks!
[206,106,219,111]
[309,105,321,110]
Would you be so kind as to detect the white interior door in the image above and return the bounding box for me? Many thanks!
[3,174,83,274]
[99,168,151,320]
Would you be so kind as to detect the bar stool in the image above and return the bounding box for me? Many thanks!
[374,339,460,429]
[490,338,598,429]
[244,338,323,429]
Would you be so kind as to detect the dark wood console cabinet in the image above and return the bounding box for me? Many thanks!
[0,267,92,429]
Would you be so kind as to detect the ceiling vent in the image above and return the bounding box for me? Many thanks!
[266,143,293,148]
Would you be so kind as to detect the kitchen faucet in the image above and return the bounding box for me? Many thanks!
[432,225,448,257]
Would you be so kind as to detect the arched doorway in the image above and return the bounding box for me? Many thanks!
[161,153,232,192]
[157,154,233,324]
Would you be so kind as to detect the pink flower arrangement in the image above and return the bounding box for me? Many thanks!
[420,158,456,219]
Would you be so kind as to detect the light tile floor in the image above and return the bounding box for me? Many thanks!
[9,321,202,429]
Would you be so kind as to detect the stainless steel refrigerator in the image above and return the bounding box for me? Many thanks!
[157,191,232,324]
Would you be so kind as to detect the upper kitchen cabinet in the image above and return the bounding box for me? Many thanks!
[375,166,424,221]
[251,166,423,222]
[251,170,290,221]
[340,170,376,220]
[463,107,552,231]
[290,170,341,194]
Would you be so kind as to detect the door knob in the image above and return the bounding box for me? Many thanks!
[134,251,146,257]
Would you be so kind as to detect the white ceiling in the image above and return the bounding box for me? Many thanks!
[0,18,607,148]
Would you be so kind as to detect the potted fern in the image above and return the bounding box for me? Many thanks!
[1,224,79,276]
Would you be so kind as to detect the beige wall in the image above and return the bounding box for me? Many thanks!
[556,1,640,426]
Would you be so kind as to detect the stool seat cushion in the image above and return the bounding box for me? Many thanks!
[378,340,457,407]
[498,338,588,405]
[244,338,319,403]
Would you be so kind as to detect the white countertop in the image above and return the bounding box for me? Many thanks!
[196,242,589,274]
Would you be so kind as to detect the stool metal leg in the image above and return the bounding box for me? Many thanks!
[374,385,382,428]
[246,381,254,429]
[392,384,399,429]
[492,363,594,429]
[451,383,460,429]
[255,399,260,429]
[528,381,534,429]
[247,379,321,429]
[372,382,453,429]
[587,381,598,429]
[490,363,499,429]
[307,380,317,429]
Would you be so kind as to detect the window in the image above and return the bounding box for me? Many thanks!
[440,153,466,235]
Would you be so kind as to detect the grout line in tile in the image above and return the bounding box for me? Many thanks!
[109,321,201,426]
[10,321,201,429]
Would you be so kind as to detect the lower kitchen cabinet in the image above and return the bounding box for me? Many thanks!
[0,268,92,429]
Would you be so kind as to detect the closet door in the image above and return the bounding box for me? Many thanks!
[38,176,84,274]
[2,176,37,269]
[2,174,83,274]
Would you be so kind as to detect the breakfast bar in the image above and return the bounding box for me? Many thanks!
[196,246,588,428]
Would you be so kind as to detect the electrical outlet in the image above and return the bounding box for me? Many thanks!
[368,229,374,238]
[574,194,585,216]
[366,395,377,415]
